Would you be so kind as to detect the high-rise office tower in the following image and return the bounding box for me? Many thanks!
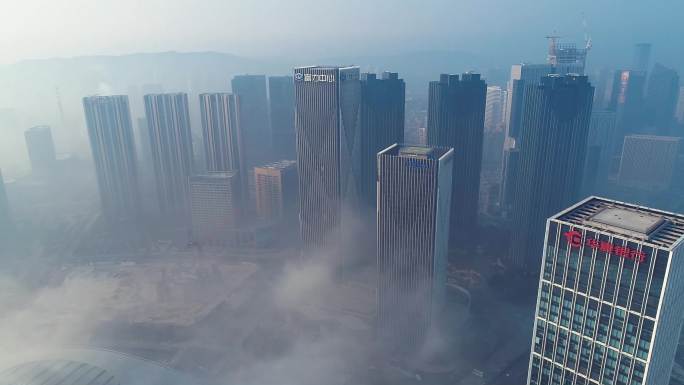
[83,95,140,222]
[632,43,652,72]
[618,135,681,192]
[593,67,616,111]
[485,86,507,132]
[189,172,241,245]
[144,93,194,220]
[427,73,486,238]
[233,75,271,212]
[199,93,242,173]
[254,160,298,222]
[376,144,454,355]
[268,76,296,160]
[505,61,585,141]
[505,64,556,141]
[508,75,593,271]
[645,64,680,134]
[582,111,618,196]
[294,66,361,253]
[609,70,647,139]
[24,125,57,175]
[527,196,684,385]
[501,64,558,214]
[232,75,271,167]
[359,72,405,209]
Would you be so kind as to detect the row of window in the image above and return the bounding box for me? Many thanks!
[530,352,645,385]
[543,222,668,319]
[537,283,654,359]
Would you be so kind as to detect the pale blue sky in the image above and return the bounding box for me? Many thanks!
[1,0,683,68]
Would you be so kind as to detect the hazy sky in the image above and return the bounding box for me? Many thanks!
[2,0,684,67]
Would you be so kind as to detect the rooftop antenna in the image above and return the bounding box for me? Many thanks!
[582,13,592,51]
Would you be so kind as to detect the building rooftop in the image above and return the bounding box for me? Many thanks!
[26,125,51,133]
[294,65,358,70]
[624,134,682,142]
[399,146,434,159]
[379,144,453,161]
[190,171,237,180]
[554,196,684,249]
[255,160,297,170]
[0,349,203,385]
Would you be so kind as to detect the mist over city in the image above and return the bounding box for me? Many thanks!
[1,1,684,385]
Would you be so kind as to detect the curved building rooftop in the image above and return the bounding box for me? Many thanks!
[0,349,202,385]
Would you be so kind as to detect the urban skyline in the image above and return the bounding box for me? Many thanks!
[1,11,684,385]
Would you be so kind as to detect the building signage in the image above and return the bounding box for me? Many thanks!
[294,73,336,83]
[563,230,647,263]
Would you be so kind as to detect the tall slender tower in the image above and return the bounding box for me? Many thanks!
[485,86,507,132]
[645,63,680,134]
[377,144,453,355]
[427,73,486,239]
[632,43,652,72]
[582,110,617,196]
[24,125,57,175]
[144,93,194,220]
[232,75,271,167]
[268,76,296,160]
[294,66,361,254]
[508,74,594,271]
[527,197,684,385]
[359,71,405,209]
[83,95,140,222]
[609,70,647,140]
[199,93,242,172]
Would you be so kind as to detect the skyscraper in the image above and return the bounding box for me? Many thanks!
[527,196,684,385]
[268,76,296,160]
[485,86,507,132]
[254,160,298,222]
[144,93,194,220]
[582,110,618,196]
[618,135,681,192]
[508,74,593,270]
[501,64,558,214]
[645,63,680,134]
[377,144,453,354]
[505,64,556,141]
[189,172,241,245]
[609,70,647,139]
[632,43,652,72]
[231,75,271,167]
[359,72,405,209]
[427,73,486,238]
[83,95,140,222]
[199,93,242,173]
[294,65,361,253]
[24,125,57,175]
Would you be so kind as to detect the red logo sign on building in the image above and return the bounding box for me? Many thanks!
[563,230,647,264]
